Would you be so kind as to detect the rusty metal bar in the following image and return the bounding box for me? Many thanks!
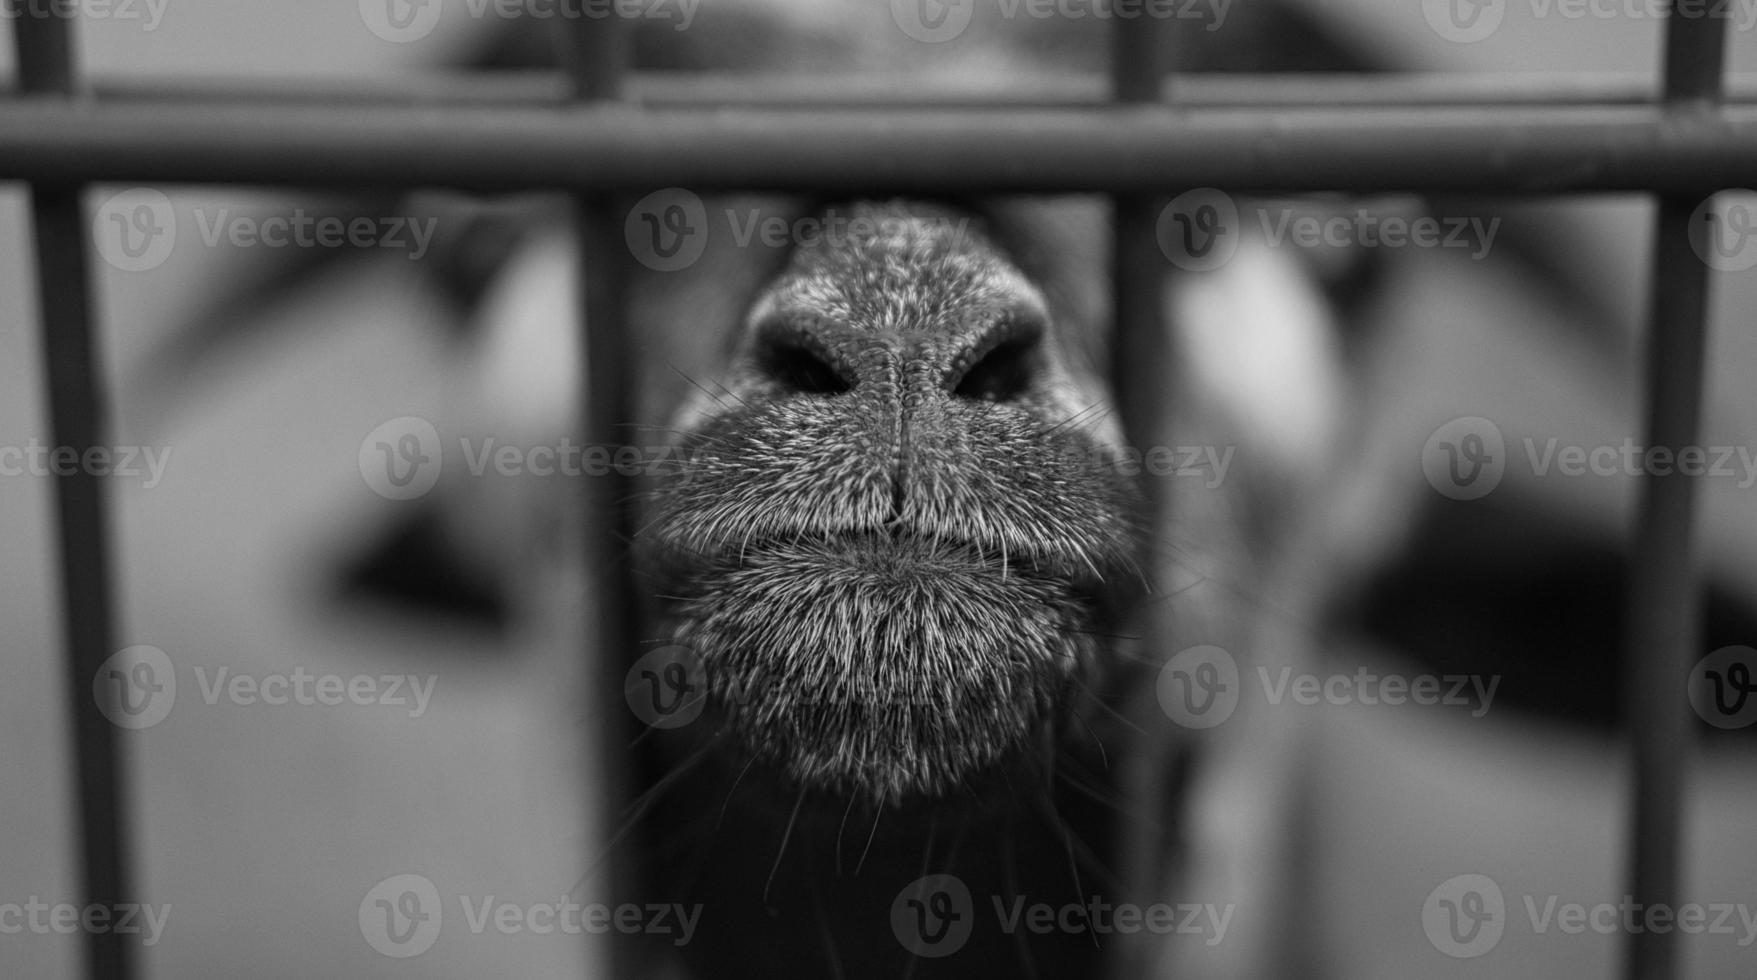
[1621,6,1728,980]
[15,11,137,980]
[2,99,1757,194]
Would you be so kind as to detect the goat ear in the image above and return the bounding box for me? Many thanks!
[416,228,582,621]
[1172,233,1350,512]
[1129,232,1350,980]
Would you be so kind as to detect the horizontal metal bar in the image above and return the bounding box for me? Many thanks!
[3,98,1757,193]
[11,71,1757,109]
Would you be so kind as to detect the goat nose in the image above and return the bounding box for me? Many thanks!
[753,316,1044,405]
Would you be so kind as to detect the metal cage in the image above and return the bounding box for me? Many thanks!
[3,6,1734,980]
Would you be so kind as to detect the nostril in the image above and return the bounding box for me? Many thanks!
[953,337,1037,403]
[760,343,853,396]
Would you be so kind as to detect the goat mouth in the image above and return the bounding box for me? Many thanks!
[656,533,1104,802]
[658,527,1109,601]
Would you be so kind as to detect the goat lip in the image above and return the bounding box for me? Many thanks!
[708,531,1081,580]
[648,520,1122,604]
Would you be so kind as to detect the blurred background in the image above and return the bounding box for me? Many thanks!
[3,1,1756,977]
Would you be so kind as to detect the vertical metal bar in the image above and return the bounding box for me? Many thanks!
[1660,8,1726,104]
[560,15,627,102]
[1109,21,1170,980]
[559,8,639,977]
[1110,26,1165,107]
[1622,7,1726,980]
[15,11,137,980]
[1109,25,1170,435]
